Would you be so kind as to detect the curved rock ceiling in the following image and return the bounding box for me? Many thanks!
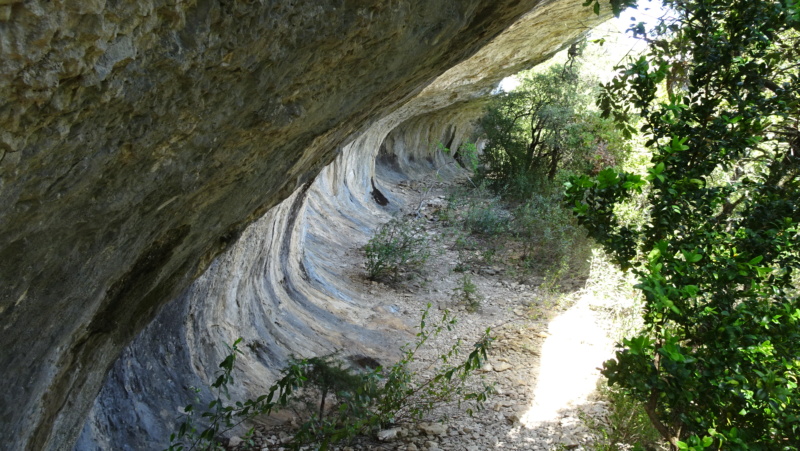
[0,1,608,449]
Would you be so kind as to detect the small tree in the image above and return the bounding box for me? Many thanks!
[478,49,628,199]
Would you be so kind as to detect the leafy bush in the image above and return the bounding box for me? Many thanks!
[437,140,480,173]
[456,141,480,172]
[283,354,380,423]
[452,274,481,312]
[364,217,430,282]
[513,191,593,279]
[435,202,457,224]
[463,198,508,236]
[568,1,800,448]
[167,306,494,451]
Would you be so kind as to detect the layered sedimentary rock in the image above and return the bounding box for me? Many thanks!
[0,1,607,449]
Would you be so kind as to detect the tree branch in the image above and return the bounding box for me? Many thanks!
[644,388,681,450]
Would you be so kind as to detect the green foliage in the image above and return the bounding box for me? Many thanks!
[280,355,381,448]
[463,196,508,236]
[442,175,596,284]
[364,217,430,282]
[166,338,300,451]
[284,354,377,422]
[167,306,494,451]
[478,58,629,201]
[582,383,666,451]
[513,190,593,279]
[452,273,481,312]
[440,140,481,173]
[569,1,800,449]
[457,141,480,172]
[367,305,494,424]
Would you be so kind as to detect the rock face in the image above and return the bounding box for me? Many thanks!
[0,1,607,449]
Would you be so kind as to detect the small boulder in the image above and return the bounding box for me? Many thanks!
[419,422,447,436]
[377,427,402,441]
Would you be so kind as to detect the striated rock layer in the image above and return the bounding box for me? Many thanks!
[0,1,607,449]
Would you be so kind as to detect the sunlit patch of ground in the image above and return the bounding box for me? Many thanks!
[520,292,615,427]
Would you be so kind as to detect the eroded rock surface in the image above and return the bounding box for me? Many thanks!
[0,1,607,449]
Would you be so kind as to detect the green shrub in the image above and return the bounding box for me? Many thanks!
[452,274,481,312]
[283,354,379,422]
[453,232,477,250]
[513,191,593,279]
[437,140,480,173]
[435,202,457,224]
[456,141,480,172]
[166,306,494,451]
[463,198,508,236]
[364,217,430,282]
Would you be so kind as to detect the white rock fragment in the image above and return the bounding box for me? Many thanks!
[377,427,402,441]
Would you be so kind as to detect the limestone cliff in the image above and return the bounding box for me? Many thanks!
[0,1,608,449]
